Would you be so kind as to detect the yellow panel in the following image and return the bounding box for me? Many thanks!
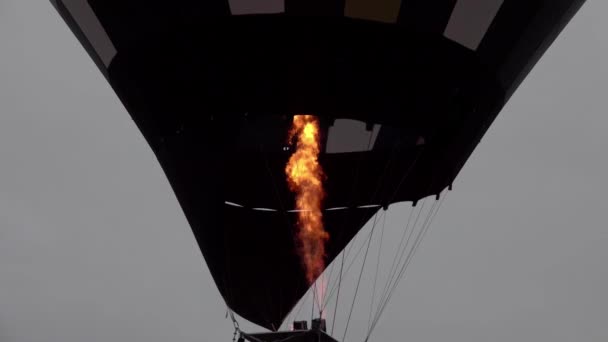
[345,0,402,23]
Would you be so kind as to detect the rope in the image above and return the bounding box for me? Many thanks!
[330,247,346,336]
[324,131,375,292]
[326,137,413,340]
[323,211,385,308]
[366,193,447,341]
[384,195,446,309]
[228,307,241,342]
[374,201,425,321]
[368,211,387,331]
[324,224,367,307]
[375,204,416,310]
[380,201,437,313]
[323,123,379,334]
[369,201,435,336]
[311,282,317,322]
[342,212,380,342]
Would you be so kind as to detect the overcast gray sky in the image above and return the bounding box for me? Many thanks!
[1,1,607,342]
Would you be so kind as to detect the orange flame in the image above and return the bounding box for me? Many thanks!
[285,115,329,285]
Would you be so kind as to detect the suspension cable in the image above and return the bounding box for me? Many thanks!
[368,211,387,331]
[366,193,447,340]
[312,284,318,322]
[375,203,417,309]
[330,248,346,336]
[342,212,380,342]
[369,201,436,334]
[324,140,410,310]
[227,307,241,342]
[323,216,378,308]
[375,200,427,319]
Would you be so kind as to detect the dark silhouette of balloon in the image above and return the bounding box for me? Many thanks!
[50,0,586,333]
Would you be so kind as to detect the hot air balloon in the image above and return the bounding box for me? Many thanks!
[49,1,586,341]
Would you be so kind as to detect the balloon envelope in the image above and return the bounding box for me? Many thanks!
[50,0,585,331]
